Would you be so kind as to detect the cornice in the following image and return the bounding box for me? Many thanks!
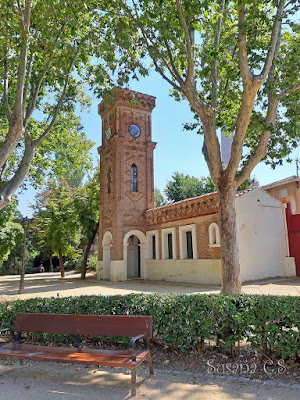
[145,193,219,226]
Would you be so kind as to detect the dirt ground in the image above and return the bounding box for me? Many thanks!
[0,271,299,301]
[1,359,299,400]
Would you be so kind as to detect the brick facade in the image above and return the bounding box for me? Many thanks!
[98,88,156,262]
[97,89,222,283]
[145,194,221,260]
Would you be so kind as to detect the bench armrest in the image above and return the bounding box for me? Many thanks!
[129,334,149,362]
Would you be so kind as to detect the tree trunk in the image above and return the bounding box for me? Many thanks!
[49,256,53,272]
[81,222,99,280]
[18,223,27,294]
[58,249,65,278]
[218,186,242,294]
[0,134,36,210]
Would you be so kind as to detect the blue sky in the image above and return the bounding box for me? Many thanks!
[18,69,299,216]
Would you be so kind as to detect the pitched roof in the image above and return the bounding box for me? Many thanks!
[262,175,300,190]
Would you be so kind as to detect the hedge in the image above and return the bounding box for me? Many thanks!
[0,294,299,359]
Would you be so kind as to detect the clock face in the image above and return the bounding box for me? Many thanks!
[128,124,141,138]
[106,126,112,140]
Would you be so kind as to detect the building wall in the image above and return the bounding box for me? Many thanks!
[146,214,221,260]
[144,199,223,284]
[236,188,293,281]
[146,259,222,285]
[265,182,300,215]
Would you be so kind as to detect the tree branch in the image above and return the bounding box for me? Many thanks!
[129,0,181,85]
[151,56,181,91]
[238,3,254,83]
[163,36,184,86]
[255,0,285,82]
[225,84,259,182]
[3,49,11,121]
[277,82,300,100]
[33,45,82,146]
[11,0,32,128]
[182,85,222,182]
[0,131,36,210]
[211,0,226,109]
[22,50,35,120]
[10,0,25,31]
[0,161,7,181]
[235,97,279,188]
[175,0,195,85]
[24,60,50,126]
[24,22,68,126]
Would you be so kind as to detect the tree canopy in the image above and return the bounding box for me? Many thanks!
[0,0,144,210]
[0,197,23,264]
[165,172,216,202]
[164,172,257,202]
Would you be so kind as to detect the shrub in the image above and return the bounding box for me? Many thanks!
[0,294,298,359]
[87,252,97,271]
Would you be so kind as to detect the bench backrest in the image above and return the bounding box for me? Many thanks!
[15,313,152,338]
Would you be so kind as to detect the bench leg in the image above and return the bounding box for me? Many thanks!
[131,367,136,397]
[147,354,154,375]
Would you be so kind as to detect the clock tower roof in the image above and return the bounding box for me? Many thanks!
[98,87,156,116]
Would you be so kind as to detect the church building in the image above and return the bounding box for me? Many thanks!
[96,88,296,284]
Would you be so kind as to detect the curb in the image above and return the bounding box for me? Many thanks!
[154,368,300,389]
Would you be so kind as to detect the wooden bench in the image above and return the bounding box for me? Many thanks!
[0,313,153,396]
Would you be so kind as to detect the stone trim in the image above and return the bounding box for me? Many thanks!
[209,223,220,247]
[179,224,197,260]
[161,227,177,260]
[146,230,159,260]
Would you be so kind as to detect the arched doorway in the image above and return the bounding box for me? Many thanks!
[102,231,112,280]
[127,235,140,278]
[123,230,147,280]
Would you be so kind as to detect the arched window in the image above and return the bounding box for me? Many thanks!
[209,223,220,247]
[131,164,137,192]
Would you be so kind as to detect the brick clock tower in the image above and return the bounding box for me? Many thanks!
[97,88,156,281]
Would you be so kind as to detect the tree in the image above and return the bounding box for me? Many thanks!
[154,187,167,207]
[0,198,23,264]
[32,180,81,278]
[0,0,142,210]
[114,0,300,293]
[73,170,99,280]
[165,172,216,202]
[165,172,258,202]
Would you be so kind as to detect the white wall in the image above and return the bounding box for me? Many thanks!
[146,259,222,285]
[236,188,291,281]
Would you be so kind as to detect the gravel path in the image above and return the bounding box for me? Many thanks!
[0,360,299,400]
[0,272,299,301]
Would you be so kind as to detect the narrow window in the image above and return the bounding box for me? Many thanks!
[152,235,156,259]
[211,227,217,244]
[107,167,112,193]
[167,233,173,259]
[131,164,137,192]
[186,231,193,259]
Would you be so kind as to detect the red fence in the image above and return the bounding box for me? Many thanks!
[286,204,300,276]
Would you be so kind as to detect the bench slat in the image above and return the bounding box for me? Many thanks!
[0,343,149,368]
[15,313,152,337]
